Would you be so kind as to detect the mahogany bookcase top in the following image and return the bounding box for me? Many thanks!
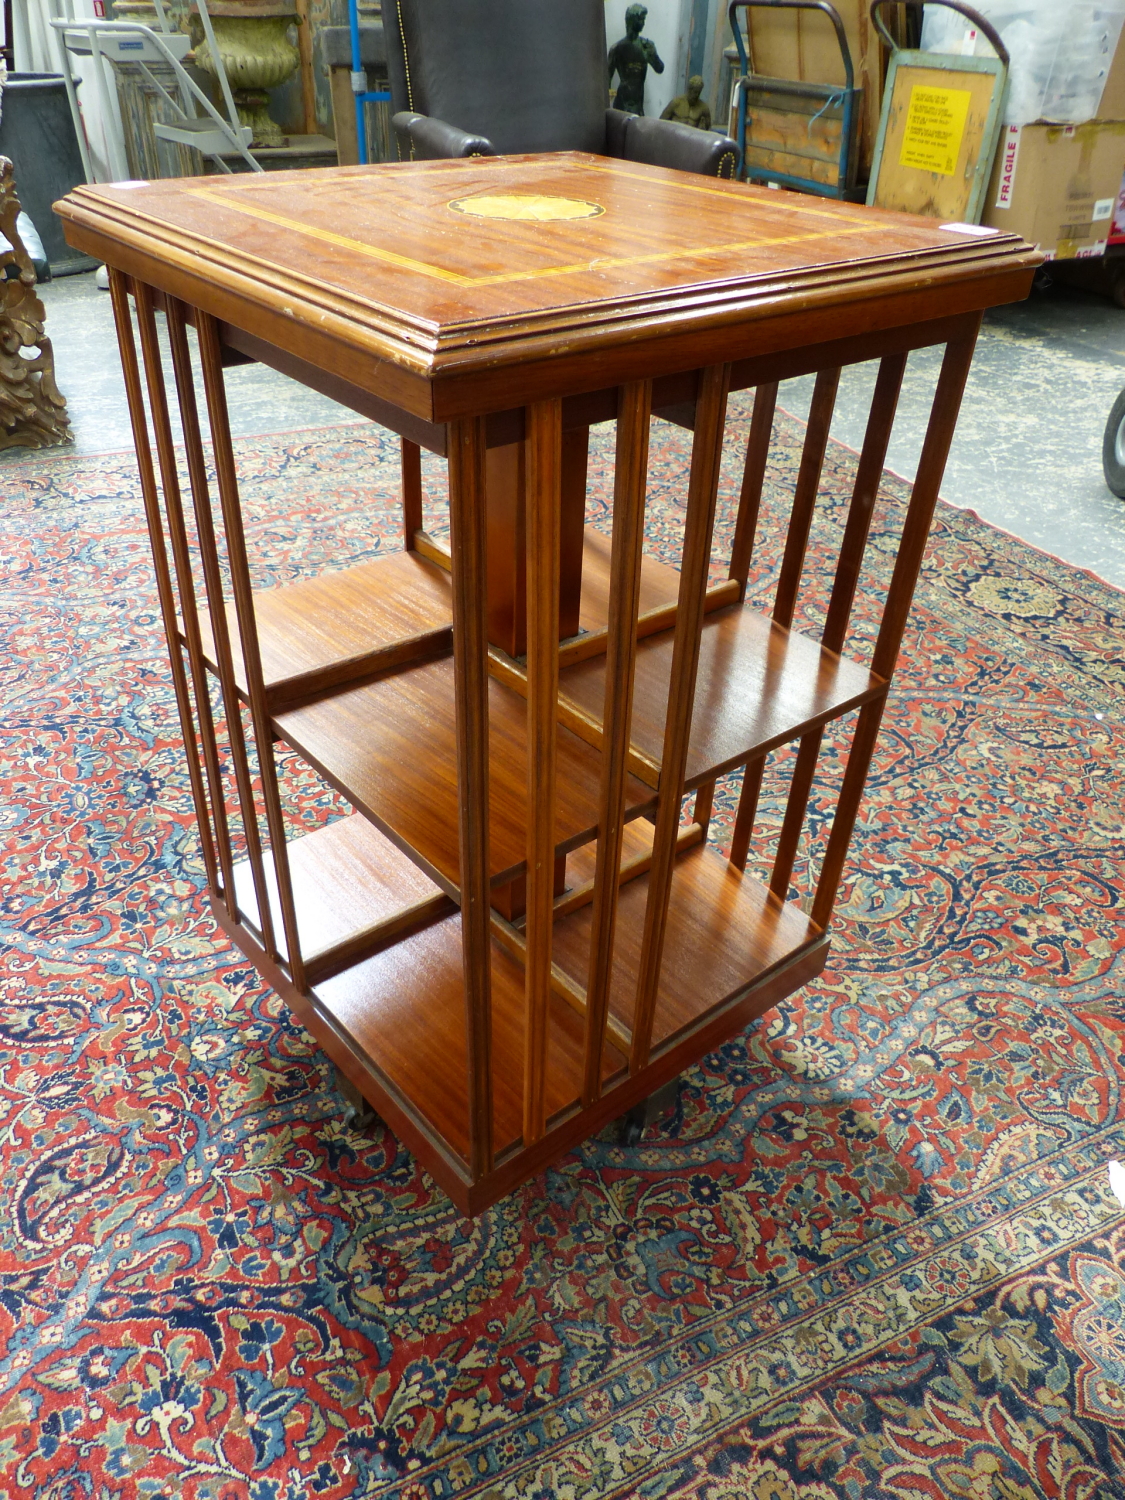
[56,153,1038,422]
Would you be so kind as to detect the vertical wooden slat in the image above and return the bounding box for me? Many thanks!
[822,353,908,655]
[729,755,764,871]
[559,425,591,640]
[630,363,730,1075]
[773,367,840,631]
[164,299,248,928]
[582,379,651,1105]
[523,398,562,1144]
[132,284,235,909]
[728,381,778,598]
[107,271,220,897]
[868,332,981,683]
[809,699,885,927]
[196,312,305,987]
[769,730,821,899]
[811,328,981,930]
[401,437,423,550]
[447,414,494,1177]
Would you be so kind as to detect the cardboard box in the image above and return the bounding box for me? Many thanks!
[982,118,1125,258]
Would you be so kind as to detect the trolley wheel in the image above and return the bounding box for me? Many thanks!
[1103,389,1125,498]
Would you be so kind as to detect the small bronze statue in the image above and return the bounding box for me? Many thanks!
[661,75,712,131]
[607,3,664,117]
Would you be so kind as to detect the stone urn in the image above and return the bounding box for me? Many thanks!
[190,0,300,149]
[109,0,189,24]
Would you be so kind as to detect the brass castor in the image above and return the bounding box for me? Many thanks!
[617,1077,679,1146]
[337,1070,378,1130]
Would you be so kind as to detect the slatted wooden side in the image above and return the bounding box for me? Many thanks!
[196,312,308,991]
[631,364,731,1073]
[107,271,222,905]
[811,327,982,928]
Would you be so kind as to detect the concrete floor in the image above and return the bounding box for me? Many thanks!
[29,266,1125,593]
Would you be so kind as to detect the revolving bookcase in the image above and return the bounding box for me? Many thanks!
[57,155,1037,1214]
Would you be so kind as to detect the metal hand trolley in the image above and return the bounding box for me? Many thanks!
[728,0,862,199]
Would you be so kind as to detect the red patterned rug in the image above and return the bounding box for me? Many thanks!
[1,401,1124,1500]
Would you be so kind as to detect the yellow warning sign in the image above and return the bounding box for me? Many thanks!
[898,84,972,175]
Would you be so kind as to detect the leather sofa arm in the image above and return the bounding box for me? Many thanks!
[619,115,739,179]
[392,111,497,160]
[604,107,632,159]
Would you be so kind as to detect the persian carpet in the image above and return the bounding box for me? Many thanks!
[1,401,1125,1500]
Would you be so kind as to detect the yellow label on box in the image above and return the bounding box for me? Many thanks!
[899,85,972,175]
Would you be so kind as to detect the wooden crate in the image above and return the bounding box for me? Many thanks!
[868,54,1007,222]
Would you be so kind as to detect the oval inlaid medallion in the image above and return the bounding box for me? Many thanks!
[448,194,604,222]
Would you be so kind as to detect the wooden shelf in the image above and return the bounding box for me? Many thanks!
[573,526,680,630]
[274,659,657,893]
[194,531,679,702]
[193,550,454,709]
[200,533,882,894]
[222,812,622,1171]
[190,530,684,716]
[553,833,820,1053]
[221,812,818,1181]
[229,812,448,973]
[558,599,884,788]
[315,912,625,1170]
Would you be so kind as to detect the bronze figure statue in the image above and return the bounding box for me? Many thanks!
[661,75,711,131]
[607,3,664,117]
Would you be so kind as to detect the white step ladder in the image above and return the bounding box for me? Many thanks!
[46,0,262,179]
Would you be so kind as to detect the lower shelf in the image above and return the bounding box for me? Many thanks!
[224,814,823,1201]
[551,836,820,1051]
[317,907,625,1170]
